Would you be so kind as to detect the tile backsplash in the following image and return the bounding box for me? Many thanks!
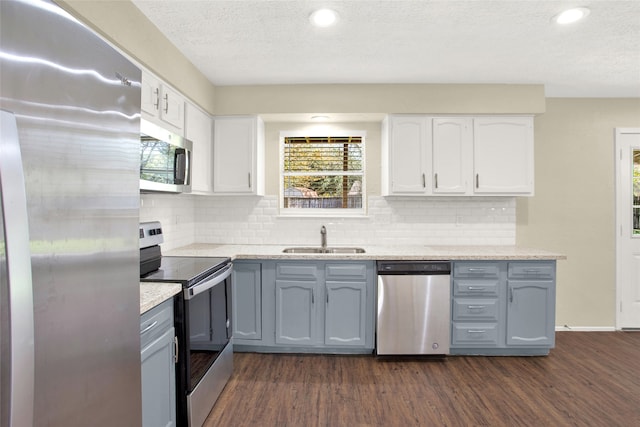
[141,194,515,251]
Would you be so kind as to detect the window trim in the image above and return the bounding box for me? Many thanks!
[279,129,367,217]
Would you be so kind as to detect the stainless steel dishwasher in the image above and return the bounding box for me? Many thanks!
[376,261,451,355]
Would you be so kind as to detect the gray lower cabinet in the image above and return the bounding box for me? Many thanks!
[451,260,556,356]
[275,279,318,345]
[140,298,176,427]
[275,262,320,345]
[325,280,367,346]
[233,260,375,353]
[506,262,556,347]
[232,262,262,340]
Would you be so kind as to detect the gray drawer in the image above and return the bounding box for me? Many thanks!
[453,279,499,296]
[508,262,554,280]
[140,298,174,348]
[452,323,499,346]
[326,263,367,280]
[276,263,318,280]
[454,262,500,278]
[452,298,499,321]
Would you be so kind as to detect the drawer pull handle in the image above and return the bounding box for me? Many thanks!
[468,330,486,334]
[524,269,540,273]
[140,320,158,335]
[467,268,486,272]
[467,286,485,291]
[467,305,486,309]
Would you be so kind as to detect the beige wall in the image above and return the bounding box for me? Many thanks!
[57,0,216,113]
[215,84,545,115]
[517,98,640,327]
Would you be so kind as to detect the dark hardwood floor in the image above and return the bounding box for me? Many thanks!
[204,332,640,426]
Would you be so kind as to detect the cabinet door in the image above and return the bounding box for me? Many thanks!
[432,118,472,194]
[232,263,262,340]
[506,281,555,346]
[325,281,367,346]
[213,116,264,194]
[160,84,185,131]
[275,280,318,345]
[141,327,176,427]
[185,102,213,193]
[388,116,430,194]
[473,117,534,194]
[141,71,160,117]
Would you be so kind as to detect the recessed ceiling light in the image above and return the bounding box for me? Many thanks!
[553,7,590,24]
[309,9,338,27]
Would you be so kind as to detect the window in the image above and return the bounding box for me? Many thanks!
[280,132,365,215]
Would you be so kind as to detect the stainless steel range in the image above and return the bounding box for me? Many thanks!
[140,221,232,427]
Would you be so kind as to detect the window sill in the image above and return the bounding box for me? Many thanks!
[278,209,368,219]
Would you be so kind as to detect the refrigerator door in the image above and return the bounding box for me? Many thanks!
[0,111,35,427]
[0,1,142,426]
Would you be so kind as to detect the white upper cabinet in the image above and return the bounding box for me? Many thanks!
[432,117,473,195]
[185,102,213,194]
[141,70,185,135]
[383,115,534,197]
[473,117,534,195]
[213,116,265,195]
[382,115,431,195]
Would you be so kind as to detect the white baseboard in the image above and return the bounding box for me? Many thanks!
[555,325,617,332]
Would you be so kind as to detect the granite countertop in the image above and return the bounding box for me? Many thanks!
[142,244,564,312]
[140,282,182,314]
[165,244,566,261]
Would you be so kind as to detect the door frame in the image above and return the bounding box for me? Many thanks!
[615,127,640,330]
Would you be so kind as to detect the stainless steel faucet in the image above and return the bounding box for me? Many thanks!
[320,225,327,249]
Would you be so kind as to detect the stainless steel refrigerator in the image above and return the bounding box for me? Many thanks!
[1,0,142,425]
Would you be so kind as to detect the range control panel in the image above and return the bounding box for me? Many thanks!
[139,221,164,249]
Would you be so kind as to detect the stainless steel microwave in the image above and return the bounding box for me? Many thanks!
[140,119,192,193]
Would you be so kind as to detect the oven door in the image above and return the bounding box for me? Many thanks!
[180,262,233,426]
[184,263,232,390]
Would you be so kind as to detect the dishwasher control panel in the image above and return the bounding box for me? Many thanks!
[377,261,451,274]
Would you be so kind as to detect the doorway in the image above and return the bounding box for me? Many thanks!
[615,128,640,329]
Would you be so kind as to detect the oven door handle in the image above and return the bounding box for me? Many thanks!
[184,263,232,300]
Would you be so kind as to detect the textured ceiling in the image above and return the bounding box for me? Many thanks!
[132,0,640,97]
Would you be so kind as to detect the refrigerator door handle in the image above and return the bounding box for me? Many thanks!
[0,110,35,427]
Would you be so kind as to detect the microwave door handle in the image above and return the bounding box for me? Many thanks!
[174,148,186,184]
[184,263,232,300]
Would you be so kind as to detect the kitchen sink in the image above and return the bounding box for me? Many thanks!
[282,247,366,254]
